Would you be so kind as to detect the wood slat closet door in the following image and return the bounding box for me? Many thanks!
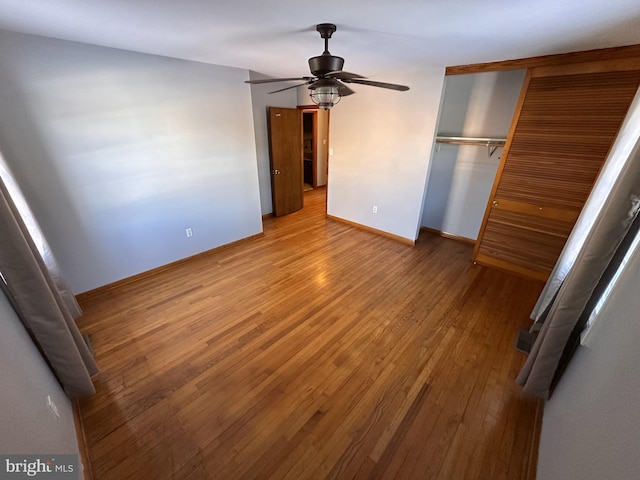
[473,59,640,281]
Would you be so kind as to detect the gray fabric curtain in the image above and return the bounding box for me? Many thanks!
[0,160,97,397]
[530,88,640,330]
[517,87,640,399]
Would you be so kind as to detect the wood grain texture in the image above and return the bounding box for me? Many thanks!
[326,214,416,246]
[268,107,304,216]
[73,399,94,480]
[419,226,476,245]
[497,70,640,210]
[445,43,640,75]
[76,233,264,302]
[474,64,640,281]
[77,188,544,479]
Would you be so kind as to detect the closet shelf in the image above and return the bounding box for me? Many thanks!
[435,135,506,158]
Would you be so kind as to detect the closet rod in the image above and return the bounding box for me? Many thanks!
[435,136,506,147]
[435,136,506,158]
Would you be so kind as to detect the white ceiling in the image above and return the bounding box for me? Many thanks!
[1,0,640,79]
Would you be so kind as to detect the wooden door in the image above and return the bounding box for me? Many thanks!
[473,60,640,281]
[268,107,303,217]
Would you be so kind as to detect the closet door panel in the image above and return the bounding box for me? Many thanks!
[475,209,575,281]
[473,64,640,281]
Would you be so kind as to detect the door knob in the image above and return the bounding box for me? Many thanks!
[492,200,499,207]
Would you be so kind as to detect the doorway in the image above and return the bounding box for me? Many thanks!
[267,106,329,217]
[301,107,329,193]
[303,112,315,190]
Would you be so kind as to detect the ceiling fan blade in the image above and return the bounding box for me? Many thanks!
[342,78,410,91]
[269,82,312,94]
[245,77,312,85]
[336,81,356,97]
[326,71,366,80]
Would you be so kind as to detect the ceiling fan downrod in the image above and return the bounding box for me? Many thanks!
[316,23,336,54]
[308,23,344,76]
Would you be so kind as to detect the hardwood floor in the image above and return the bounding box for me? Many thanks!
[77,187,544,480]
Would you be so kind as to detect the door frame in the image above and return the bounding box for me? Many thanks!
[298,104,330,193]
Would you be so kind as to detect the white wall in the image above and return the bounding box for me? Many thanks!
[421,70,525,240]
[0,30,263,293]
[297,87,314,108]
[249,72,298,215]
[0,288,82,476]
[328,68,445,242]
[537,231,640,479]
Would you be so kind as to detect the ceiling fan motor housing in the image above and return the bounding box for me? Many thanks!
[308,54,344,76]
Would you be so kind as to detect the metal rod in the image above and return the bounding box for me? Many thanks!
[435,136,506,147]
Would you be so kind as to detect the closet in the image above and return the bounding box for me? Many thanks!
[421,70,525,242]
[473,59,640,281]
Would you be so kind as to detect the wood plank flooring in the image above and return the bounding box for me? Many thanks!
[77,187,544,480]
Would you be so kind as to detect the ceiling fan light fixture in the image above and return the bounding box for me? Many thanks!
[244,23,410,104]
[310,83,341,109]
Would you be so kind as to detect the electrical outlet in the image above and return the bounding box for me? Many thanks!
[185,228,193,238]
[47,395,60,418]
[372,205,378,214]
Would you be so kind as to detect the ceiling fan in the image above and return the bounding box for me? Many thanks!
[245,23,410,109]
